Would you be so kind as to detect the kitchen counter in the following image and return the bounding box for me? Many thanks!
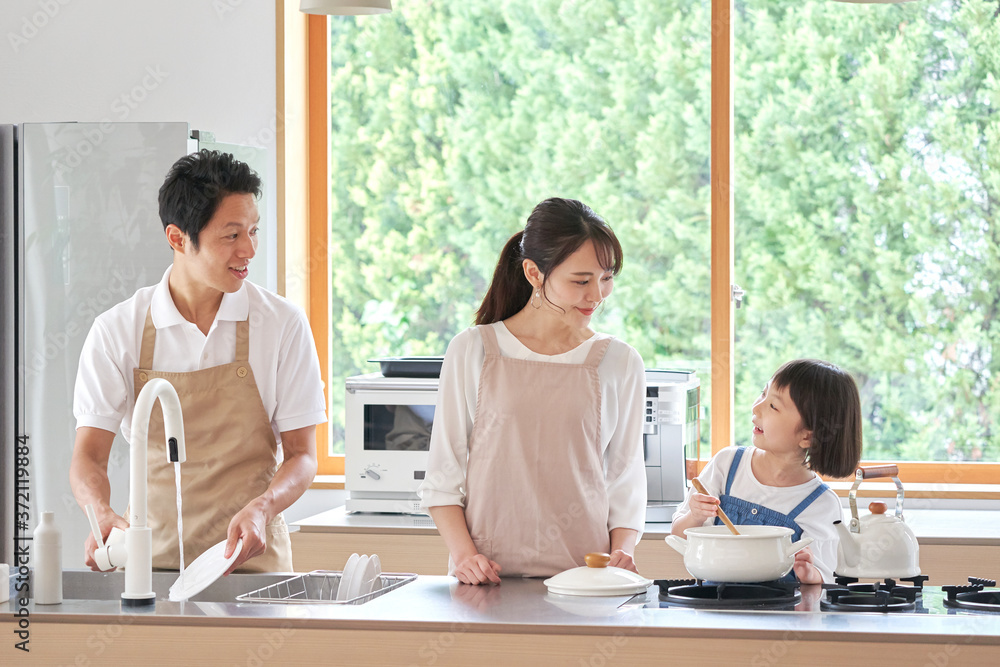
[5,575,1000,666]
[7,576,1000,665]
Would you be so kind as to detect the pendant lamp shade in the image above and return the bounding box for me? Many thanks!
[299,0,392,15]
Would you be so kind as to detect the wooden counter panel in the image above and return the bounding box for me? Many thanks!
[918,544,1000,584]
[8,620,997,666]
[291,531,689,578]
[291,531,450,574]
[293,531,999,583]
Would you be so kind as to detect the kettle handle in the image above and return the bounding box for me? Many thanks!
[849,466,905,530]
[857,464,899,479]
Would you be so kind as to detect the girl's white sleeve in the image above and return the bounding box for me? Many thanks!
[418,328,481,508]
[604,345,648,534]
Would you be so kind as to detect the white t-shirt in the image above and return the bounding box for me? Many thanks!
[672,446,842,583]
[74,266,327,444]
[418,322,647,534]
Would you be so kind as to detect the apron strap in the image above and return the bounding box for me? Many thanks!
[582,336,612,368]
[478,324,501,357]
[139,307,156,369]
[787,482,830,521]
[724,446,747,496]
[235,318,250,362]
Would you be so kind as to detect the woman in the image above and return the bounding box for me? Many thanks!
[419,198,647,585]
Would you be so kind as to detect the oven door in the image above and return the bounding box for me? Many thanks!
[344,375,438,514]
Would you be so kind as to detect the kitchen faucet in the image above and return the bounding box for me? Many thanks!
[86,377,186,607]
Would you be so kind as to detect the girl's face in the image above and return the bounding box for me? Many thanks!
[751,380,812,456]
[533,240,615,326]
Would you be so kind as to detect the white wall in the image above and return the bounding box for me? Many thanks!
[1,1,280,276]
[1,0,337,567]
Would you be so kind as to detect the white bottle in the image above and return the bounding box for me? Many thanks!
[32,512,62,605]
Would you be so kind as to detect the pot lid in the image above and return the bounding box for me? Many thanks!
[543,553,652,597]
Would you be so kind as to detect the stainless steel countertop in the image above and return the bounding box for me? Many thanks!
[293,506,1000,545]
[6,575,1000,644]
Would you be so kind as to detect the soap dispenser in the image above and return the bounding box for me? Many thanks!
[32,512,63,605]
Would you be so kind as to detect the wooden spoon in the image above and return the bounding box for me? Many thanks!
[691,478,740,535]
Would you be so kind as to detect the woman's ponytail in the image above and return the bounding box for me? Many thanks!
[475,231,532,324]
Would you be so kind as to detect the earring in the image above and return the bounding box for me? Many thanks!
[531,290,541,309]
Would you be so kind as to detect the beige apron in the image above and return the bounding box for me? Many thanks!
[461,324,612,578]
[133,308,293,572]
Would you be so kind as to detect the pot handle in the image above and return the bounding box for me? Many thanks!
[664,535,688,556]
[785,536,814,558]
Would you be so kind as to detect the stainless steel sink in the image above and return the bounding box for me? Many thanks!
[29,569,295,603]
[12,569,418,605]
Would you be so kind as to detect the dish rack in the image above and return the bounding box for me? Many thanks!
[235,570,417,605]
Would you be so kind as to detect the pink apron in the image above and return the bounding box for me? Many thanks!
[461,324,612,577]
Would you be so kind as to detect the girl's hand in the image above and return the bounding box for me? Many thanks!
[453,553,502,585]
[688,492,721,523]
[792,546,823,585]
[608,549,637,573]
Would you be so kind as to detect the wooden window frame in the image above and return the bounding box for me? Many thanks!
[289,1,996,488]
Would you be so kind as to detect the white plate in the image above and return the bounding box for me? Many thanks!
[346,555,370,599]
[355,554,382,597]
[337,553,361,601]
[168,538,243,602]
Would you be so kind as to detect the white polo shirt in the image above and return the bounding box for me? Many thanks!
[74,266,327,444]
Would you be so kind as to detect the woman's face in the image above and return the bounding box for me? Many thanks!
[536,240,615,325]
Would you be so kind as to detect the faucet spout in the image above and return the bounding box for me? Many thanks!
[123,378,186,607]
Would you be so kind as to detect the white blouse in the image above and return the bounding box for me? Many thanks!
[418,322,648,533]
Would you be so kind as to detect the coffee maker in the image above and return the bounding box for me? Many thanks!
[643,370,700,523]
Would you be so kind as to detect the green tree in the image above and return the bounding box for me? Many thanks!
[327,0,999,465]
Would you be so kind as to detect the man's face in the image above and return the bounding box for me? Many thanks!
[175,192,259,294]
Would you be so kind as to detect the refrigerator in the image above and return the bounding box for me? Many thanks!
[0,122,266,568]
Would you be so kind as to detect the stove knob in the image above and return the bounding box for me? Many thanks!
[364,468,381,480]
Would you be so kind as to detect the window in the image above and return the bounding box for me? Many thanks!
[324,1,714,458]
[302,0,999,487]
[733,0,999,481]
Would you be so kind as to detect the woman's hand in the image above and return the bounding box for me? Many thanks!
[608,549,637,573]
[792,546,823,585]
[453,553,502,585]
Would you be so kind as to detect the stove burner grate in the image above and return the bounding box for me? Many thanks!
[655,579,801,610]
[833,574,929,596]
[822,586,918,612]
[943,577,1000,612]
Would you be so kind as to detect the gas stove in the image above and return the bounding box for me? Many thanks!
[649,576,1000,616]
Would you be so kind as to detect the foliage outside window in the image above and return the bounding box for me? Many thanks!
[733,0,999,464]
[325,0,999,469]
[327,0,713,454]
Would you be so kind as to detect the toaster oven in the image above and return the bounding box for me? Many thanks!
[344,373,436,514]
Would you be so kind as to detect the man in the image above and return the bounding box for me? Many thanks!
[70,150,325,573]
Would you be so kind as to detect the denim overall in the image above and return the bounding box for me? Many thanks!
[716,447,829,582]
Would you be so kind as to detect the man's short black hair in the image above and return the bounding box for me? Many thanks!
[158,149,262,250]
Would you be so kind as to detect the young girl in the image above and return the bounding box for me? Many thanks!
[671,359,863,584]
[419,198,647,585]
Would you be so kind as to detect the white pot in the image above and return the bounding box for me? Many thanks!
[664,525,814,583]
